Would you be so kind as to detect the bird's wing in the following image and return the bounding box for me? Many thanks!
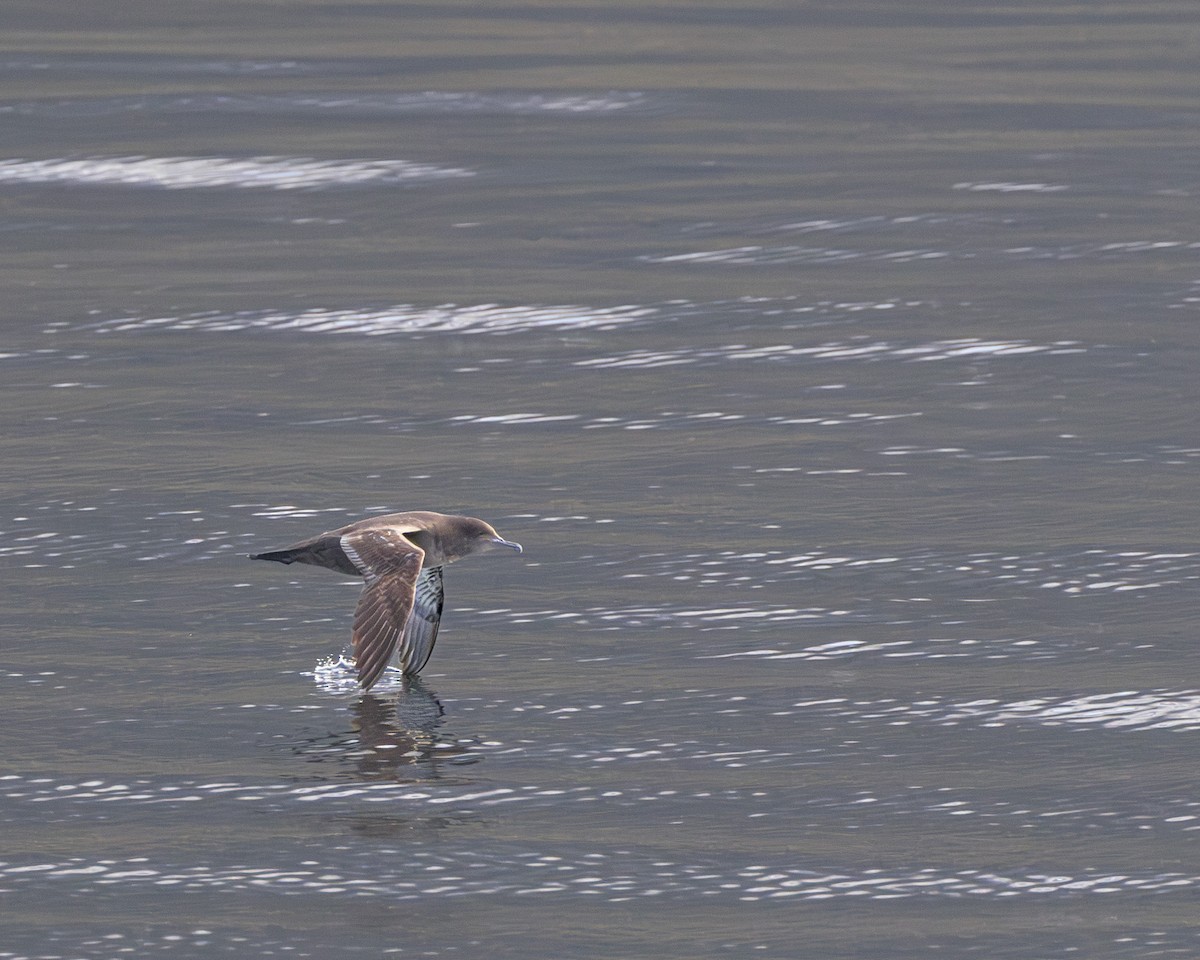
[340,529,425,690]
[402,565,444,674]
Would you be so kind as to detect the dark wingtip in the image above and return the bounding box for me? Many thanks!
[356,657,387,692]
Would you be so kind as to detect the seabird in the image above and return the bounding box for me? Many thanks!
[251,511,522,690]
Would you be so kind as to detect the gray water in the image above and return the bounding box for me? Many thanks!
[3,3,1200,958]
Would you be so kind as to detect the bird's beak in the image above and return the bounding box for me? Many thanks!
[490,537,523,554]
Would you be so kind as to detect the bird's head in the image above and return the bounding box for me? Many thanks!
[450,516,523,560]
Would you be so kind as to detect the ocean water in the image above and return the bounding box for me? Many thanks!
[3,3,1200,957]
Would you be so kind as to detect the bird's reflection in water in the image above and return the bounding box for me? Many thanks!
[293,676,481,781]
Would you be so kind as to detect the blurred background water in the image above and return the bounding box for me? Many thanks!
[3,2,1200,957]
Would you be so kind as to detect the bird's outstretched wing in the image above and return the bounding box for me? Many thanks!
[402,565,444,675]
[340,529,428,690]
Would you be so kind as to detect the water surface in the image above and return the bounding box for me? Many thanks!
[3,3,1200,958]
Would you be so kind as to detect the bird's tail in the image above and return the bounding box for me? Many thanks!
[249,548,302,564]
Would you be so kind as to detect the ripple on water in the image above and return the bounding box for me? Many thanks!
[1000,240,1200,261]
[952,181,1069,193]
[454,603,864,634]
[0,90,653,118]
[616,546,1200,596]
[77,296,929,338]
[936,689,1200,731]
[440,409,922,431]
[0,501,396,567]
[679,212,1013,238]
[789,689,1200,733]
[0,156,474,189]
[0,502,258,568]
[640,245,959,265]
[89,302,657,335]
[0,844,1195,902]
[644,196,1200,268]
[876,441,1200,469]
[6,492,1197,611]
[574,337,1086,369]
[0,54,318,76]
